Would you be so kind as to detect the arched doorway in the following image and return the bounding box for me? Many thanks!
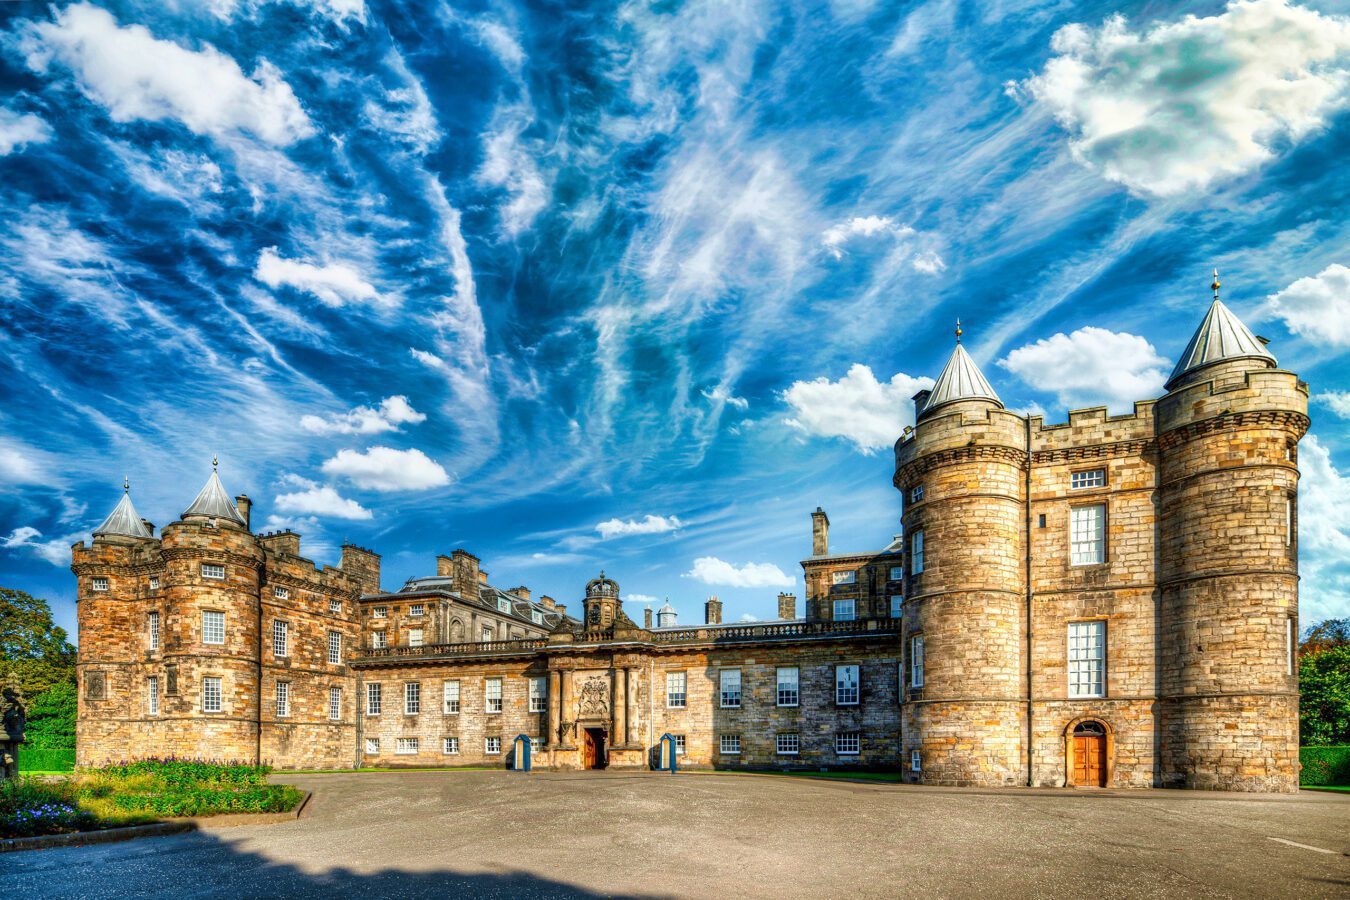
[1068,720,1109,787]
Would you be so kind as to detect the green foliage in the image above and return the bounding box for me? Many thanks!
[0,587,77,701]
[1301,618,1350,656]
[0,778,95,838]
[24,681,76,749]
[17,747,75,773]
[1299,746,1350,786]
[1299,645,1350,746]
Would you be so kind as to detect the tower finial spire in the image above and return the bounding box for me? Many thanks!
[123,475,129,494]
[955,317,963,343]
[212,454,218,471]
[1211,268,1221,301]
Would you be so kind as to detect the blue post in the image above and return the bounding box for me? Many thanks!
[658,733,678,774]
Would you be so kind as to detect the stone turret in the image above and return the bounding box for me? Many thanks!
[1155,274,1307,791]
[894,322,1027,786]
[583,572,621,627]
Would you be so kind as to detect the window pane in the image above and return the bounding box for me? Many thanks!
[776,667,799,706]
[719,669,741,708]
[667,671,687,708]
[833,598,856,622]
[911,531,924,574]
[1067,621,1106,697]
[836,665,859,705]
[1070,505,1106,565]
[366,682,382,715]
[911,636,924,687]
[486,678,502,712]
[202,611,225,645]
[445,680,460,713]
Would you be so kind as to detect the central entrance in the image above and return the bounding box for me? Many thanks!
[1072,721,1107,787]
[583,727,608,769]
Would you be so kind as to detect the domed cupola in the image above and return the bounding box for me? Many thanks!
[583,571,621,627]
[181,457,247,527]
[1164,271,1276,391]
[92,478,153,540]
[656,599,677,628]
[918,319,1002,419]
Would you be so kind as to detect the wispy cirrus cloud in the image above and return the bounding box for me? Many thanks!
[596,514,682,540]
[254,247,392,309]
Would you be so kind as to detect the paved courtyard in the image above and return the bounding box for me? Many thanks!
[4,771,1348,898]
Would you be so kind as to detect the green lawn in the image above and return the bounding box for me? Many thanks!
[1302,784,1350,793]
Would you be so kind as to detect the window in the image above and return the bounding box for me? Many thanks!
[329,686,341,720]
[485,736,502,754]
[201,564,225,580]
[396,737,419,755]
[776,733,799,755]
[273,585,290,600]
[1071,468,1106,490]
[531,610,544,625]
[92,577,109,592]
[666,671,687,708]
[1288,618,1296,677]
[890,595,903,618]
[408,628,424,648]
[835,732,860,755]
[833,598,856,622]
[836,664,860,705]
[889,566,904,581]
[372,630,387,649]
[366,682,382,715]
[719,735,741,755]
[149,576,160,591]
[911,750,921,772]
[372,606,388,618]
[147,676,159,716]
[530,737,544,754]
[444,736,459,755]
[202,611,225,645]
[910,484,925,503]
[911,530,924,574]
[272,620,288,657]
[776,667,799,707]
[482,625,494,643]
[485,677,502,713]
[405,682,421,715]
[673,735,686,756]
[1068,621,1106,698]
[1070,504,1106,565]
[365,738,379,755]
[148,611,160,651]
[529,676,547,713]
[444,680,461,714]
[1286,497,1294,547]
[832,570,857,585]
[410,603,425,617]
[276,681,290,717]
[911,636,925,688]
[498,598,511,613]
[328,631,341,665]
[719,669,742,708]
[329,599,342,615]
[202,676,222,713]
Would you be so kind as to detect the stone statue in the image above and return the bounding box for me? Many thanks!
[1,687,25,780]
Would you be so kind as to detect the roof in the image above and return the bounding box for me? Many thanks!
[93,490,152,539]
[657,601,676,614]
[182,469,246,526]
[921,343,1001,415]
[378,575,576,630]
[1166,298,1275,390]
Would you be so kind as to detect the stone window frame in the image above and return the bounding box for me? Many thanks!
[718,668,742,709]
[835,664,860,706]
[273,585,290,600]
[911,530,924,575]
[831,569,857,586]
[1067,619,1107,699]
[888,566,904,582]
[371,629,387,649]
[201,675,223,714]
[372,606,389,619]
[482,624,494,643]
[835,731,861,755]
[1285,491,1296,550]
[201,563,226,581]
[889,595,903,618]
[719,734,741,755]
[910,635,925,689]
[775,667,799,707]
[148,610,160,651]
[666,670,687,709]
[485,677,503,713]
[91,577,109,593]
[366,682,382,716]
[832,597,856,622]
[1069,503,1107,567]
[146,675,159,716]
[328,686,341,721]
[329,599,342,616]
[272,619,289,657]
[673,734,686,755]
[444,736,460,755]
[910,750,921,772]
[85,671,106,700]
[328,631,342,665]
[528,676,547,713]
[1069,468,1107,490]
[485,736,502,755]
[202,610,226,646]
[408,627,424,648]
[444,680,461,714]
[276,680,290,717]
[365,737,379,755]
[404,681,421,715]
[910,484,925,504]
[396,737,419,755]
[148,576,160,591]
[776,733,799,756]
[409,603,425,617]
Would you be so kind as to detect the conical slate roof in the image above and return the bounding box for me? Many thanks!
[93,489,152,539]
[182,468,246,526]
[1166,298,1275,390]
[922,342,1001,415]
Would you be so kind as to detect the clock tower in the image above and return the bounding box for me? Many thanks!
[583,571,621,627]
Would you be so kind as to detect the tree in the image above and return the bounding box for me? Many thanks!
[1299,645,1350,746]
[23,680,77,748]
[0,587,77,701]
[1301,618,1350,657]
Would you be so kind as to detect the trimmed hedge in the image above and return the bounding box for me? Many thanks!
[18,747,75,773]
[1300,746,1350,786]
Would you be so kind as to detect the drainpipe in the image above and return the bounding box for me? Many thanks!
[1025,416,1034,787]
[256,563,264,767]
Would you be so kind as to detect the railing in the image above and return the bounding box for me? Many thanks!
[356,638,547,660]
[650,618,897,644]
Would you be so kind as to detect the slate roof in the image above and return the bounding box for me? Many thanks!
[182,469,246,525]
[1166,298,1275,390]
[922,343,1001,415]
[93,490,152,539]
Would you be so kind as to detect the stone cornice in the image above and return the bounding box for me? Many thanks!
[159,547,263,568]
[1031,438,1153,466]
[1156,409,1309,451]
[895,444,1027,487]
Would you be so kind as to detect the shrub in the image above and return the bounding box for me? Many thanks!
[1300,746,1350,786]
[0,778,95,838]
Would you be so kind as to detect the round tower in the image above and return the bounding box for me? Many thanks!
[158,461,264,762]
[894,324,1027,786]
[1156,275,1307,792]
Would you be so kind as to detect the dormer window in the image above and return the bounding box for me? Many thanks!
[531,610,543,625]
[497,598,511,614]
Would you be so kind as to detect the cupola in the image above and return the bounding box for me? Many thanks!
[583,571,621,627]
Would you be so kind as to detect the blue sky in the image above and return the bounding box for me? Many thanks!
[3,0,1350,642]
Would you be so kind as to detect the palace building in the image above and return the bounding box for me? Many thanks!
[73,282,1307,790]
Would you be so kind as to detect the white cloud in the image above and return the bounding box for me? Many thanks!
[782,364,934,453]
[999,327,1169,412]
[0,107,51,155]
[625,593,661,606]
[1315,391,1350,419]
[596,514,683,540]
[255,247,391,308]
[409,348,446,370]
[1296,435,1350,625]
[476,104,548,236]
[0,440,46,485]
[2,526,77,566]
[738,612,760,622]
[684,557,793,589]
[1014,0,1350,197]
[321,446,450,491]
[1261,263,1350,346]
[821,215,912,259]
[273,485,372,520]
[702,385,749,410]
[300,395,426,435]
[23,3,314,146]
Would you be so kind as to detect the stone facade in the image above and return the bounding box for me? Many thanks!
[74,297,1306,791]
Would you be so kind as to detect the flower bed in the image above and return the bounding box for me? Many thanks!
[1,758,303,839]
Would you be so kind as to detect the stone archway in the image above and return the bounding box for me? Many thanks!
[450,618,464,642]
[1063,716,1114,788]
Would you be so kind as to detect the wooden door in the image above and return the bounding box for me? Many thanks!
[1073,735,1106,786]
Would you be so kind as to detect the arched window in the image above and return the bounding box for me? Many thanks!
[1073,721,1106,737]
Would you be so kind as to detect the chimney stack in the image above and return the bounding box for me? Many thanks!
[141,519,155,537]
[778,592,796,620]
[235,495,251,529]
[644,608,653,629]
[912,389,932,422]
[555,604,567,618]
[705,596,722,625]
[811,507,830,557]
[540,595,556,610]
